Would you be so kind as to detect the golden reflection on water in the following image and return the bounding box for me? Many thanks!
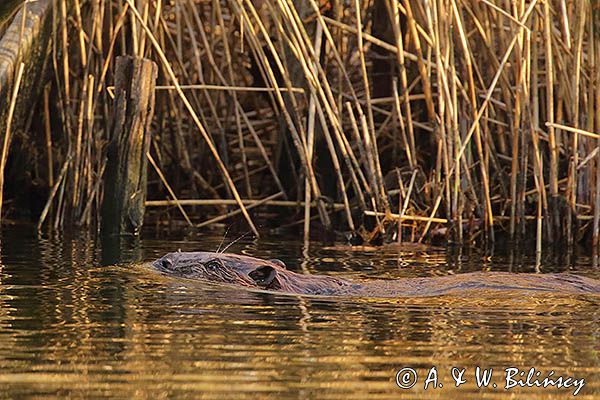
[0,229,598,398]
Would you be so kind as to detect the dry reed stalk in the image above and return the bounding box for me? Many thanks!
[354,0,376,158]
[511,0,527,239]
[84,74,95,212]
[78,162,106,226]
[543,0,559,238]
[2,0,594,247]
[147,152,193,227]
[315,104,356,231]
[72,75,88,208]
[365,210,447,224]
[146,198,345,209]
[73,0,87,68]
[235,101,287,196]
[537,154,543,258]
[304,20,321,241]
[98,4,129,93]
[196,191,284,229]
[594,23,600,249]
[342,103,372,199]
[276,0,364,231]
[37,156,71,232]
[358,105,383,207]
[0,63,25,221]
[429,0,450,234]
[451,0,494,235]
[404,0,436,121]
[419,0,538,241]
[43,85,54,187]
[389,0,416,170]
[59,0,70,113]
[213,0,251,198]
[320,15,430,67]
[565,3,588,243]
[546,122,600,140]
[154,84,304,92]
[397,169,417,243]
[284,16,366,216]
[176,4,229,173]
[125,0,259,236]
[234,0,332,228]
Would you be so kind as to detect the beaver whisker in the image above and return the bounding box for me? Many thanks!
[215,226,232,254]
[219,231,250,254]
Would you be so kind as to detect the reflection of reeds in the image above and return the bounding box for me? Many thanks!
[17,1,600,246]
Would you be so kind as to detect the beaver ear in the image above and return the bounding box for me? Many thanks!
[268,259,286,269]
[248,265,279,288]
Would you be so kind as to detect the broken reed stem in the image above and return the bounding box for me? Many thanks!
[147,152,193,227]
[196,191,284,229]
[153,84,305,93]
[37,156,71,232]
[546,122,600,140]
[365,210,447,224]
[397,170,418,243]
[146,198,345,209]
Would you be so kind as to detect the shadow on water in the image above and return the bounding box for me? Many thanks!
[100,234,142,266]
[0,227,597,398]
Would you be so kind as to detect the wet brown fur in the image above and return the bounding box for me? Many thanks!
[152,252,600,297]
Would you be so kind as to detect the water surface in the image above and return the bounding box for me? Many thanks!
[0,227,598,398]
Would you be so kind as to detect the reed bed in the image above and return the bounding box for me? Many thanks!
[5,0,600,247]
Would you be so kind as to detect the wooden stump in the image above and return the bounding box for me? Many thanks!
[101,56,157,237]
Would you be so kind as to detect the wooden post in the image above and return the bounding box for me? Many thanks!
[102,56,157,237]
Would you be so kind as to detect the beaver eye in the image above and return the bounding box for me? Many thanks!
[162,257,173,270]
[206,260,221,271]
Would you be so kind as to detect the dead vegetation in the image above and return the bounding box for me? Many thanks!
[3,0,600,248]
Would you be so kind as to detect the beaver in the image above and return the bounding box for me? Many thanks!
[152,251,600,297]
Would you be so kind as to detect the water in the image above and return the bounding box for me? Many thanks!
[0,227,599,398]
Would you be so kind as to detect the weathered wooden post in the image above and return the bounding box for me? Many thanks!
[101,56,157,238]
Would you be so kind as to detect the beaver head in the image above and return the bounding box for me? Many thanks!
[152,251,357,295]
[153,251,289,290]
